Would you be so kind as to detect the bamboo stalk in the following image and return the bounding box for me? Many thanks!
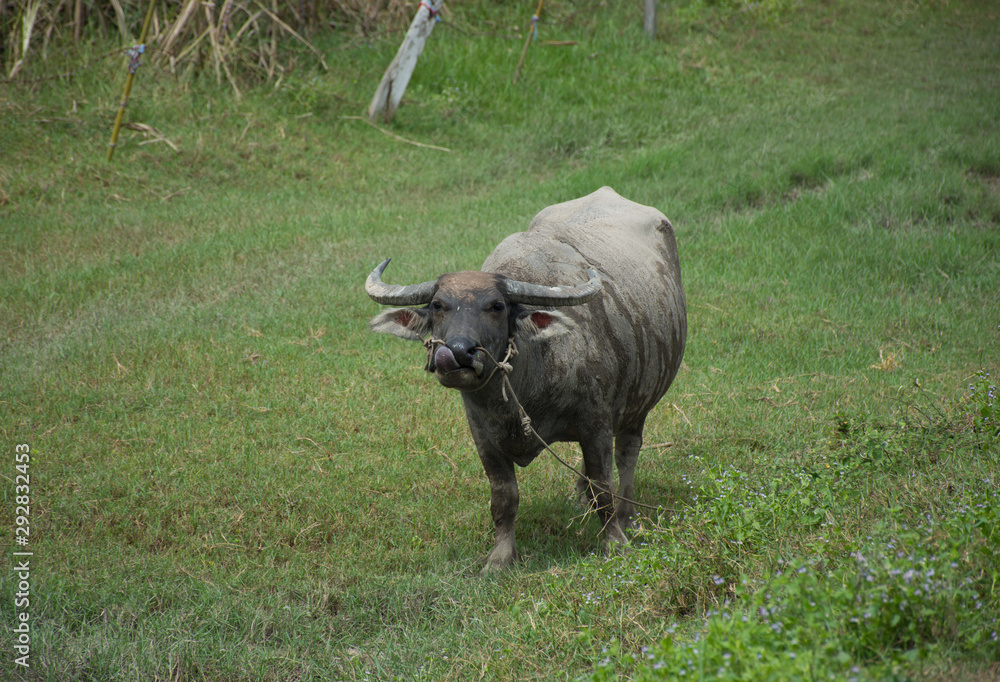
[219,0,234,35]
[106,0,157,162]
[513,0,544,84]
[268,0,277,80]
[204,0,241,97]
[203,0,221,85]
[73,0,82,45]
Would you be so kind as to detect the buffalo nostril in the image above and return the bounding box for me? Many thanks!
[447,338,479,366]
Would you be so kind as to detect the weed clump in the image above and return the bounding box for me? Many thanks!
[593,373,1000,680]
[596,490,999,680]
[968,370,999,451]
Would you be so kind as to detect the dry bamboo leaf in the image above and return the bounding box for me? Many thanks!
[173,27,210,64]
[108,0,129,41]
[124,122,159,134]
[869,348,901,372]
[137,138,180,152]
[252,0,329,71]
[342,115,452,153]
[160,186,191,202]
[8,0,43,79]
[201,0,240,96]
[124,121,180,152]
[160,0,200,58]
[232,10,264,43]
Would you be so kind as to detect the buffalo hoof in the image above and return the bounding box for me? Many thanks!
[482,543,519,573]
[602,522,630,556]
[615,510,636,532]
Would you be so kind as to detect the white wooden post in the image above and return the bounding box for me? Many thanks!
[644,0,657,39]
[367,0,445,123]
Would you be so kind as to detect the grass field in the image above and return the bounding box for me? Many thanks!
[2,0,999,679]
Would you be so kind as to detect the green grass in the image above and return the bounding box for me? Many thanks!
[1,0,999,679]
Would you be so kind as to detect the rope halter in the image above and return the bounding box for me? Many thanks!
[422,336,524,417]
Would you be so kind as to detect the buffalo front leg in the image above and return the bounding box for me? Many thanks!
[479,452,520,572]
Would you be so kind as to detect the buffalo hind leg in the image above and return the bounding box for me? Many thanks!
[575,461,591,507]
[479,452,520,572]
[579,430,627,551]
[614,428,644,532]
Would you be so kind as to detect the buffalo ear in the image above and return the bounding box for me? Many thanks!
[369,308,431,341]
[514,309,576,340]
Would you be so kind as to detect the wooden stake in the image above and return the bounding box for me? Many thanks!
[107,0,157,162]
[513,0,544,84]
[367,0,444,123]
[644,0,657,39]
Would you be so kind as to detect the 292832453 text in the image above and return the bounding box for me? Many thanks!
[13,443,32,669]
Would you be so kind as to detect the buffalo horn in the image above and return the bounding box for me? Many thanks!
[365,258,437,305]
[504,268,603,306]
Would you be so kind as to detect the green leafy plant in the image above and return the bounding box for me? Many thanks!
[968,370,998,451]
[596,490,1000,680]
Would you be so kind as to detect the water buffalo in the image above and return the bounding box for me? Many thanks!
[366,187,686,571]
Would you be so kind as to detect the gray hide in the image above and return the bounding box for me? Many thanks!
[367,187,686,571]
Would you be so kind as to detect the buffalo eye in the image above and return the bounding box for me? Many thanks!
[491,301,506,313]
[431,300,443,311]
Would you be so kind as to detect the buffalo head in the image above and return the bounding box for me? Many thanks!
[366,258,602,391]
